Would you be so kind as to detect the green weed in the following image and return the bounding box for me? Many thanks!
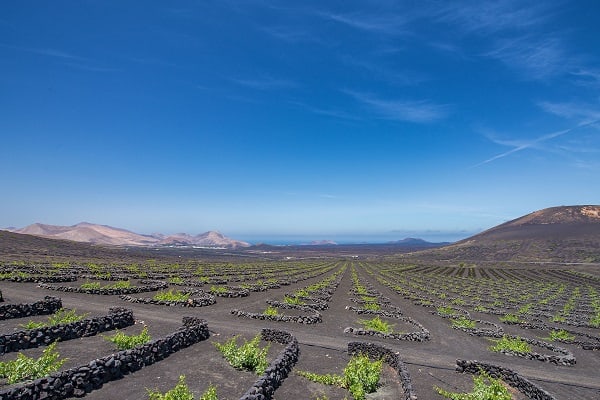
[499,314,521,324]
[105,326,151,350]
[263,306,279,316]
[154,289,190,302]
[297,353,382,400]
[214,334,270,375]
[547,329,575,342]
[0,342,67,384]
[283,295,305,305]
[489,336,532,353]
[435,369,511,400]
[21,308,88,330]
[358,316,393,334]
[147,375,194,400]
[451,316,476,329]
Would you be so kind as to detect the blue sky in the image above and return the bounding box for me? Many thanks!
[1,1,599,243]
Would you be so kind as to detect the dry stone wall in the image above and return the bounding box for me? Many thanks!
[456,359,556,400]
[239,328,299,400]
[0,307,134,354]
[0,317,210,400]
[0,296,62,321]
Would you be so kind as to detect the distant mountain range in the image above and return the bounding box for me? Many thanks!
[4,205,599,262]
[387,237,450,247]
[6,222,250,249]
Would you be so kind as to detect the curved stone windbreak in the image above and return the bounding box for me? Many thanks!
[231,309,322,324]
[119,294,216,307]
[239,328,299,400]
[0,307,134,355]
[344,314,430,342]
[265,300,325,312]
[493,335,575,366]
[211,287,250,298]
[451,319,504,337]
[0,317,209,400]
[456,359,556,400]
[38,281,168,295]
[345,306,403,318]
[0,275,76,283]
[0,296,62,321]
[347,342,417,400]
[344,326,430,342]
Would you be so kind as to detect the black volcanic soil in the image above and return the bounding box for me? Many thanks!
[2,263,600,400]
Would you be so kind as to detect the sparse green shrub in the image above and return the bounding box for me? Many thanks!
[358,316,393,334]
[210,286,228,295]
[296,370,344,387]
[21,308,89,330]
[547,329,575,342]
[551,315,566,323]
[451,298,465,306]
[451,316,476,329]
[499,314,521,324]
[435,369,511,400]
[436,305,456,316]
[344,354,382,399]
[0,271,31,280]
[489,335,531,353]
[263,305,280,316]
[105,326,151,350]
[0,342,67,384]
[154,289,190,302]
[214,334,270,375]
[297,353,382,400]
[106,280,131,289]
[283,295,305,305]
[168,276,184,285]
[147,375,195,400]
[80,282,101,290]
[363,302,380,311]
[199,385,218,400]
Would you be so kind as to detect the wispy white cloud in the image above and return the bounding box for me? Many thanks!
[1,44,116,72]
[538,101,600,123]
[486,36,569,79]
[433,1,553,34]
[32,48,86,60]
[343,90,450,123]
[0,44,87,60]
[61,62,117,72]
[322,12,410,35]
[430,2,576,80]
[289,101,362,121]
[475,120,599,166]
[341,56,428,86]
[231,76,298,90]
[260,25,331,45]
[570,68,600,87]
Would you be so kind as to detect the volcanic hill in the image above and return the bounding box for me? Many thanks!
[416,205,600,263]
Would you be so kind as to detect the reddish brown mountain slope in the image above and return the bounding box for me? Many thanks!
[416,205,600,263]
[8,223,250,249]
